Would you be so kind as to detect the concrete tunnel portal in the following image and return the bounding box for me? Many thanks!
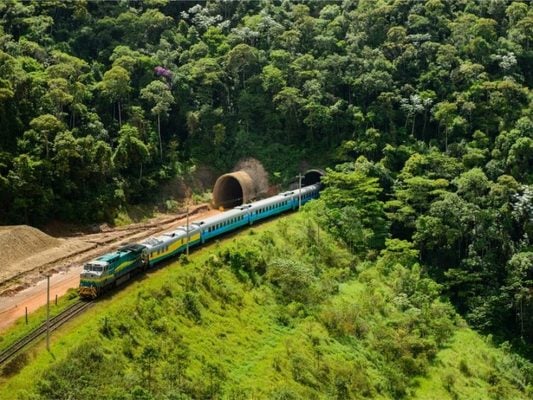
[212,170,255,209]
[212,168,324,209]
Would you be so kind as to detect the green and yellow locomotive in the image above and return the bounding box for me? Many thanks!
[79,244,147,298]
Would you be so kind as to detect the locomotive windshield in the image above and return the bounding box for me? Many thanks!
[83,263,106,272]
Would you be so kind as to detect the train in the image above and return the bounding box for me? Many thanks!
[79,183,321,298]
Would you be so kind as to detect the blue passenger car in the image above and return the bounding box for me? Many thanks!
[195,208,248,243]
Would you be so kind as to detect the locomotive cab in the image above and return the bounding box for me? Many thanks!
[82,261,108,276]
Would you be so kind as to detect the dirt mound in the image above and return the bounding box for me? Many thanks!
[234,158,270,198]
[0,226,61,266]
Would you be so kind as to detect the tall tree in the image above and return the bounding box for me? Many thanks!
[98,66,131,127]
[140,80,175,161]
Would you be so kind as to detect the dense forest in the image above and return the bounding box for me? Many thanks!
[0,0,532,393]
[0,0,530,224]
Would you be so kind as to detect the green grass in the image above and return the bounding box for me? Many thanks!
[412,328,531,400]
[113,204,158,226]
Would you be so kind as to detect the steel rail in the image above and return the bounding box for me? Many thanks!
[0,300,93,366]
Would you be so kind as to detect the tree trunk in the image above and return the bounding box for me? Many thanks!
[158,114,163,161]
[423,110,428,141]
[45,134,49,159]
[118,101,122,127]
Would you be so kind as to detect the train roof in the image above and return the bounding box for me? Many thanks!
[96,251,122,262]
[247,193,292,208]
[167,225,200,234]
[193,208,245,227]
[94,243,146,262]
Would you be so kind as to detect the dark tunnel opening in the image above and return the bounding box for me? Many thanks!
[213,176,244,209]
[302,170,324,186]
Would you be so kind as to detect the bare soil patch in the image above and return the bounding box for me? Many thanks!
[0,226,60,266]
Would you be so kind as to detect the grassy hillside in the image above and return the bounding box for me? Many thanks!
[1,211,531,399]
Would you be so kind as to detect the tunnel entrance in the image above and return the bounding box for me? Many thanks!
[212,170,255,209]
[302,169,324,186]
[213,176,243,208]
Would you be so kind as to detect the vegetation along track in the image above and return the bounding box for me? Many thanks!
[0,300,94,366]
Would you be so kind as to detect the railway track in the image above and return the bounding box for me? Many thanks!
[0,300,93,366]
